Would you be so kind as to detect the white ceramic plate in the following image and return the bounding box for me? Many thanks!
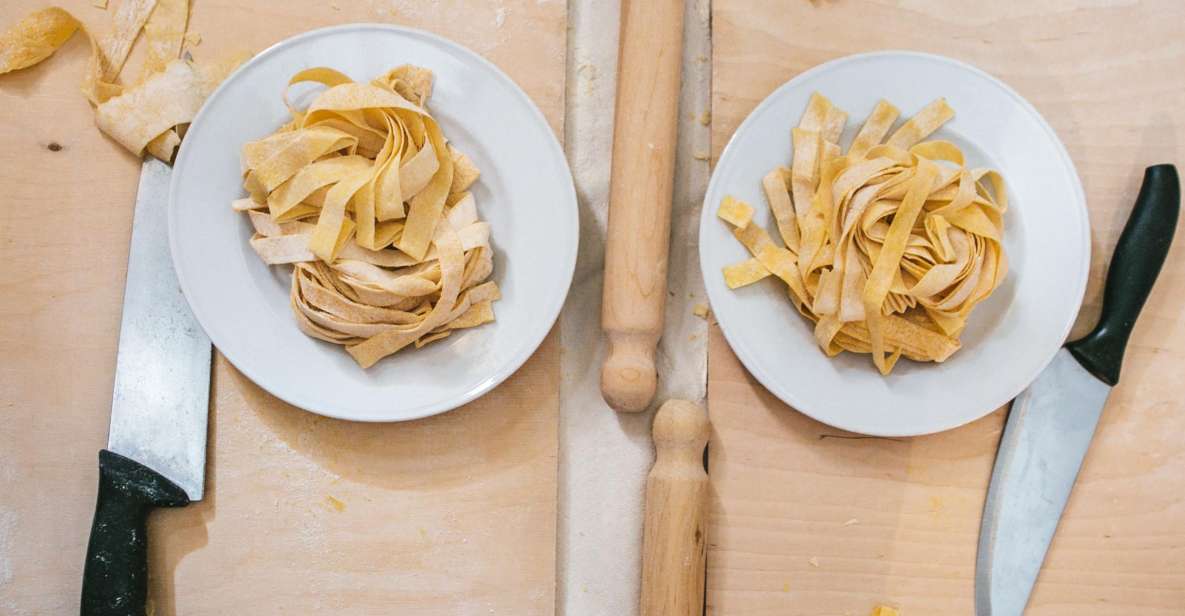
[171,24,577,422]
[700,51,1089,436]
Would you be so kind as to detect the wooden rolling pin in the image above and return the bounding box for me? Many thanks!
[601,0,686,412]
[640,400,710,616]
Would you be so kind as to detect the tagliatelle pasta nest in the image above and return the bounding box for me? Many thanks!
[718,94,1008,375]
[237,66,499,369]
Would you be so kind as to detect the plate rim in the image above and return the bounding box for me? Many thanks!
[700,49,1091,437]
[169,22,578,422]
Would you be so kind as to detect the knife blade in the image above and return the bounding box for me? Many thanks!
[80,158,212,616]
[976,164,1180,616]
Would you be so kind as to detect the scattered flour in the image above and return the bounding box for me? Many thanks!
[0,508,16,586]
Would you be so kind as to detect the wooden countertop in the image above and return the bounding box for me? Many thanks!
[706,1,1185,614]
[0,1,566,614]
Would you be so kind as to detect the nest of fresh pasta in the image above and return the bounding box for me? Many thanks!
[235,66,499,369]
[718,93,1007,375]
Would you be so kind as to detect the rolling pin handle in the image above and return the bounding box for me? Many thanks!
[600,0,684,413]
[640,400,710,616]
[652,399,710,458]
[602,330,659,413]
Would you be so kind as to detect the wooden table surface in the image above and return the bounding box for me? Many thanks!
[0,1,566,614]
[706,1,1185,615]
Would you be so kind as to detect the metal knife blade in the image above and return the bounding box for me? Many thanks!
[975,164,1180,616]
[81,158,213,615]
[107,158,212,501]
[975,349,1110,616]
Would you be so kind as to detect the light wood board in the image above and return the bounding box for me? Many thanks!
[0,1,566,614]
[707,1,1185,615]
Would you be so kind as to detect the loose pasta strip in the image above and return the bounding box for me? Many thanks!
[0,3,244,161]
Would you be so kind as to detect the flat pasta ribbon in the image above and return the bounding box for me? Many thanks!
[719,93,1007,374]
[0,3,245,161]
[238,66,496,368]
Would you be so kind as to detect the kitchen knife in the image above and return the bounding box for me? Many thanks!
[80,158,212,616]
[976,164,1180,616]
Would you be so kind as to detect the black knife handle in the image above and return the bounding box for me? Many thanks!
[81,450,190,616]
[1067,164,1180,386]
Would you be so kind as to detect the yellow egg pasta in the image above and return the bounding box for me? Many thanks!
[239,66,498,368]
[94,55,243,157]
[0,3,244,162]
[718,94,1007,374]
[0,7,81,75]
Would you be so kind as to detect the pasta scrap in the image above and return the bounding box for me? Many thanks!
[719,94,1007,374]
[240,66,499,368]
[95,54,245,157]
[0,3,244,162]
[0,7,81,74]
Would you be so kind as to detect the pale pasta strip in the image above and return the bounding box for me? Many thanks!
[0,3,243,161]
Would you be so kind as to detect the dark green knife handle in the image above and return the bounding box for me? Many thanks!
[1067,164,1180,386]
[81,450,189,616]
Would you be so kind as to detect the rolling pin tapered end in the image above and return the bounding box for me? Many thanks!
[641,399,710,616]
[652,400,710,452]
[601,331,659,413]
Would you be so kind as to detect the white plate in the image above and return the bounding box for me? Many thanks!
[171,24,577,422]
[700,51,1089,437]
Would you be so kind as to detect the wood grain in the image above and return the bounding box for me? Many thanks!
[641,400,710,616]
[0,1,566,614]
[601,0,687,412]
[707,1,1185,614]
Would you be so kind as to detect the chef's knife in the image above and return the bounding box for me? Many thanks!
[80,158,212,616]
[976,164,1180,616]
